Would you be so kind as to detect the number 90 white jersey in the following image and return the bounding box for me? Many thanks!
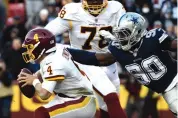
[45,1,125,53]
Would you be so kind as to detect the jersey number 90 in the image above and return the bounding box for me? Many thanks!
[81,26,112,50]
[125,55,167,85]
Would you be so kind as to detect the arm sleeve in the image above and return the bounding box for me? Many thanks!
[65,48,99,66]
[44,17,70,35]
[43,67,66,81]
[42,64,67,93]
[156,28,176,51]
[108,43,119,59]
[42,80,57,93]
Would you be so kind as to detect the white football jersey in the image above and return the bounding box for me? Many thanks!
[39,44,93,97]
[45,1,126,53]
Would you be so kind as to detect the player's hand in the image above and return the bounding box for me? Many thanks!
[99,30,116,41]
[17,72,37,87]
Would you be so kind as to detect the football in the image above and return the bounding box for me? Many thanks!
[18,68,35,98]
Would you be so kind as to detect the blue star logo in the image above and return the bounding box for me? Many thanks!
[130,16,139,24]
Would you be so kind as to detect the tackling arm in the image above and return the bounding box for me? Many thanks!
[96,52,116,66]
[66,48,116,66]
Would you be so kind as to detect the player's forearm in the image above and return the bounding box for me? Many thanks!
[66,48,100,66]
[66,48,115,66]
[33,80,51,100]
[96,53,116,66]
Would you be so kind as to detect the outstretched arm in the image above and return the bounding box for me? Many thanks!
[65,48,116,66]
[96,52,116,66]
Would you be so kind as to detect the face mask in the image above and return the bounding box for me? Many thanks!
[142,7,150,13]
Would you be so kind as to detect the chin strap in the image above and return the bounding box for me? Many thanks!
[34,48,46,62]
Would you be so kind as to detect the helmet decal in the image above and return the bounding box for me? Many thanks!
[129,16,139,25]
[22,28,56,63]
[34,34,39,42]
[113,12,147,51]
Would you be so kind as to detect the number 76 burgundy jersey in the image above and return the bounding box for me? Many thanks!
[45,1,125,53]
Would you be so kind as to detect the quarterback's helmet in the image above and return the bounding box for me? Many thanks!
[113,12,147,51]
[22,28,56,63]
[82,0,108,15]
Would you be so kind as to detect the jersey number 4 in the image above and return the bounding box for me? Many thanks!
[125,55,167,85]
[47,66,53,75]
[81,26,112,50]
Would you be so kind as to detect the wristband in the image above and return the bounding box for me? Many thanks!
[32,79,40,87]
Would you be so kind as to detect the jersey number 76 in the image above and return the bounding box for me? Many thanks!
[81,26,112,50]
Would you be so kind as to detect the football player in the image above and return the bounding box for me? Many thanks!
[45,0,127,117]
[17,28,96,118]
[66,12,178,116]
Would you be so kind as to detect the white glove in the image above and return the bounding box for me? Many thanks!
[99,30,117,41]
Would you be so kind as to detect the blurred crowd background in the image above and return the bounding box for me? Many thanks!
[0,0,177,118]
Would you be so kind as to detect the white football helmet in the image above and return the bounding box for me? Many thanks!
[113,12,147,51]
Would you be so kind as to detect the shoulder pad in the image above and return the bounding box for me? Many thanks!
[156,28,168,43]
[107,1,125,14]
[145,28,168,43]
[58,3,81,20]
[43,60,66,80]
[43,59,63,71]
[43,50,66,71]
[43,61,66,81]
[155,28,166,34]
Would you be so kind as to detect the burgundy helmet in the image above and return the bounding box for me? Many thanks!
[22,28,56,63]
